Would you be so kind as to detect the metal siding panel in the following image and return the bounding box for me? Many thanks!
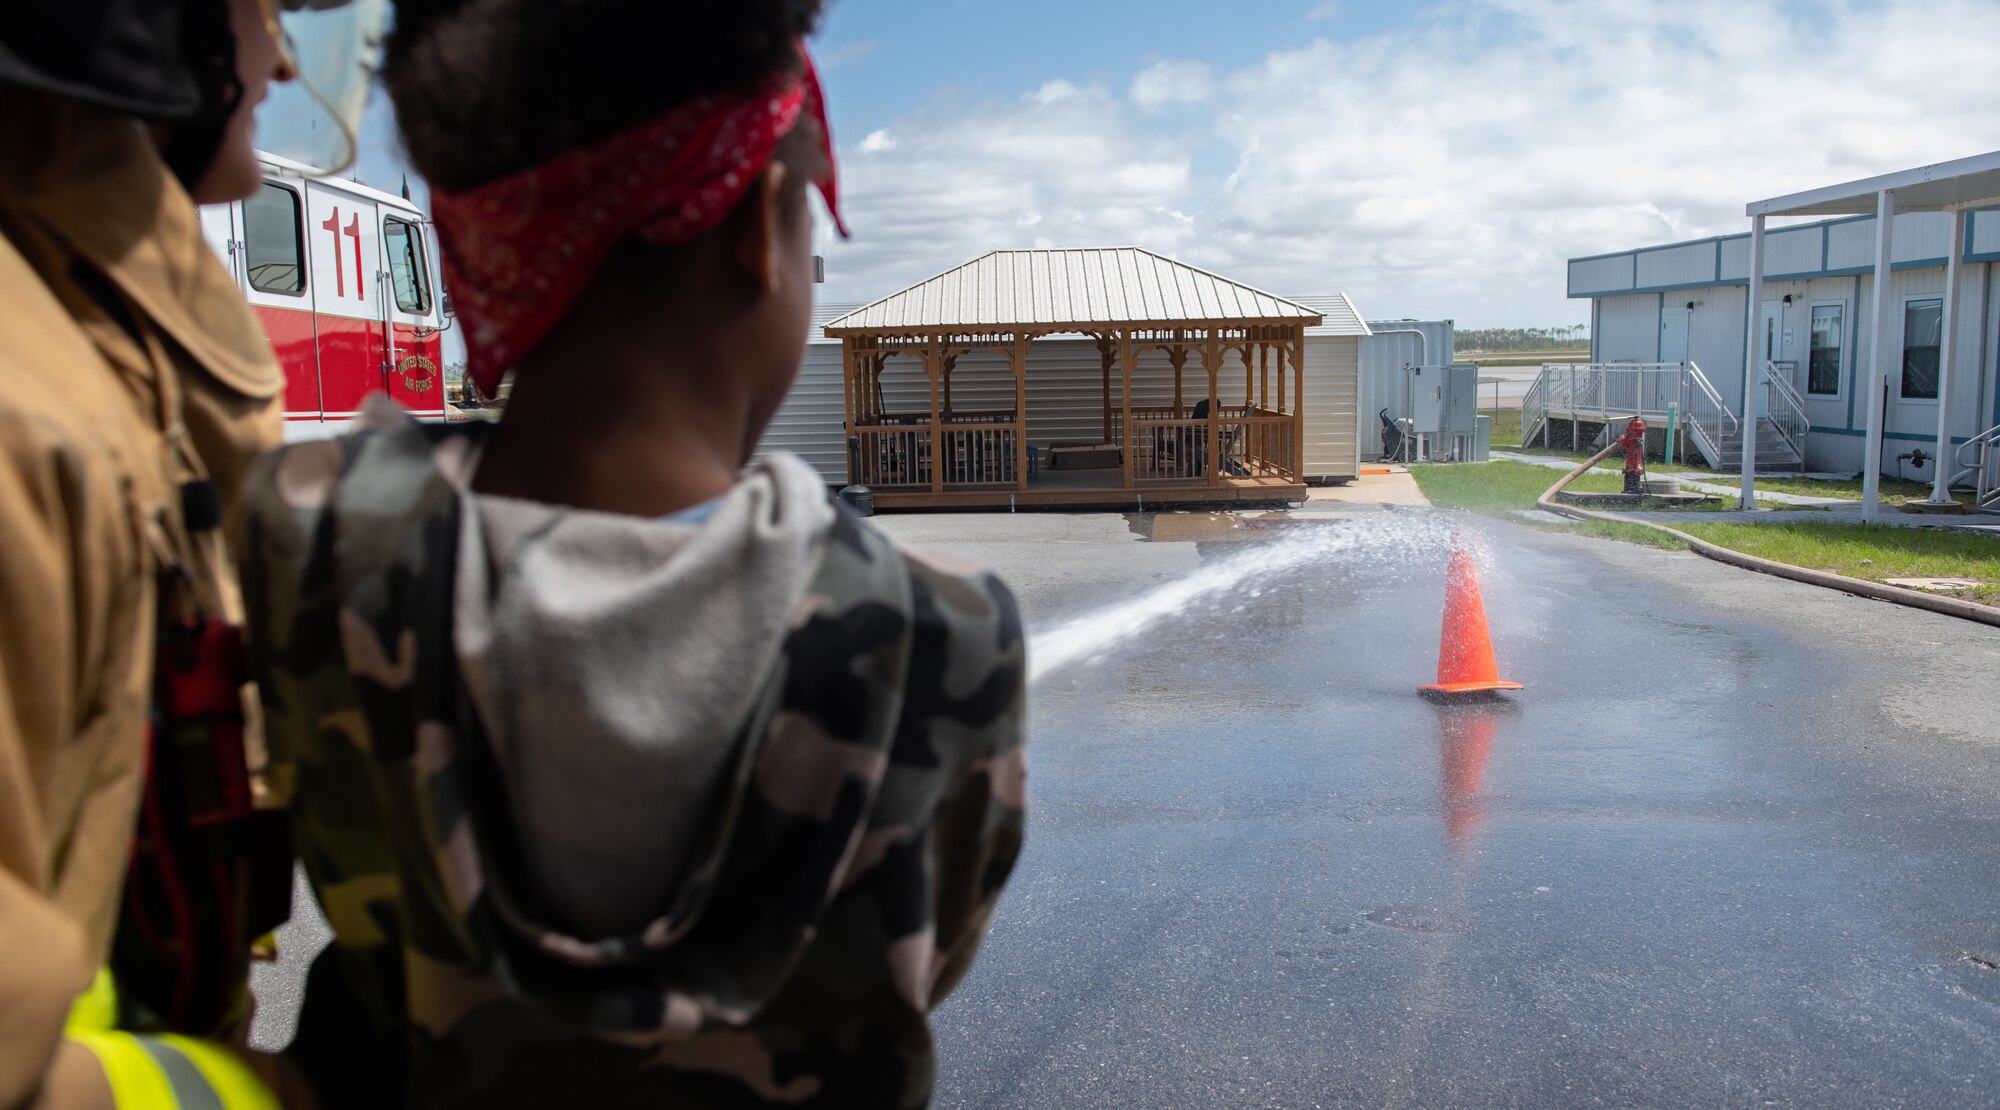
[1595,295,1659,362]
[1974,211,2000,255]
[1635,242,1716,288]
[1719,237,1750,280]
[1569,254,1635,295]
[1303,335,1359,479]
[1827,219,1877,270]
[1357,324,1443,453]
[1025,337,1131,445]
[1688,291,1747,405]
[1892,211,1953,263]
[751,342,849,483]
[1763,227,1821,275]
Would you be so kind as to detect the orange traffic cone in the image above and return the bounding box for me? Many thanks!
[1418,547,1524,697]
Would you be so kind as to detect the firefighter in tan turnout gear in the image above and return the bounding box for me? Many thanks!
[0,2,379,1105]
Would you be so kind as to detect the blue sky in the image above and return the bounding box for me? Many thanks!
[269,0,2000,333]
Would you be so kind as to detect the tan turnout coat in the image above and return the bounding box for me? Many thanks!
[0,88,281,1106]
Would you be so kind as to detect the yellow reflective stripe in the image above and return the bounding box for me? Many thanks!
[65,968,120,1034]
[65,1031,277,1109]
[154,1036,278,1110]
[66,1031,179,1108]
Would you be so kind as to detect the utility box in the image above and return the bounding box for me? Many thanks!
[1446,364,1479,436]
[1409,365,1445,433]
[1473,415,1491,462]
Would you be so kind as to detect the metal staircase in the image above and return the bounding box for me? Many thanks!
[1520,360,1806,471]
[1953,422,2000,514]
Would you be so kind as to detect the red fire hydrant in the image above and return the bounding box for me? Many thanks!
[1618,417,1647,494]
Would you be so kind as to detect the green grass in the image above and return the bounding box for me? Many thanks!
[1414,457,2000,607]
[1484,407,1523,444]
[1410,460,1627,512]
[1672,520,2000,606]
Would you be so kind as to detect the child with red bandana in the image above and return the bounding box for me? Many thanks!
[238,3,1027,1106]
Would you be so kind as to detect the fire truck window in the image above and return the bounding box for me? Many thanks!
[384,217,432,315]
[244,184,305,295]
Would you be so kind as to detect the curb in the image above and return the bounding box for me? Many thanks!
[1535,450,2000,631]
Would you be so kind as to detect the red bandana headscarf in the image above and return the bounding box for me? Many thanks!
[432,42,848,397]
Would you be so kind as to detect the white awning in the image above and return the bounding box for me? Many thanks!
[1746,150,2000,218]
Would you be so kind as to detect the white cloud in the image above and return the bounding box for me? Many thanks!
[859,129,897,153]
[1306,2,1340,21]
[1029,79,1083,105]
[1130,60,1217,112]
[822,0,2000,326]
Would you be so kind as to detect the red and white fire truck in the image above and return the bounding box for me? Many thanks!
[198,151,451,440]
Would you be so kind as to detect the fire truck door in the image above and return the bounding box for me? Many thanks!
[197,201,240,284]
[302,182,387,415]
[378,213,444,415]
[239,179,322,417]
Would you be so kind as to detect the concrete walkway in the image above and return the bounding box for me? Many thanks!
[1303,467,1432,509]
[1489,450,2000,531]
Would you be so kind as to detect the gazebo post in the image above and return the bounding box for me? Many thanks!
[1118,330,1134,490]
[927,336,944,495]
[1260,344,1271,414]
[840,339,856,486]
[1013,333,1029,492]
[1242,344,1254,409]
[941,353,956,418]
[1291,328,1307,482]
[1205,331,1222,488]
[1098,335,1114,443]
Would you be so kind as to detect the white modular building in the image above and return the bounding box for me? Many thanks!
[1568,168,2000,497]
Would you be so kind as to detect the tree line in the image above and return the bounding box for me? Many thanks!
[1454,325,1590,353]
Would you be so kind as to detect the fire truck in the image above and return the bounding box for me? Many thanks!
[198,151,452,440]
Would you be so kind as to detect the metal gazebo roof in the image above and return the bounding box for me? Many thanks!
[823,248,1325,335]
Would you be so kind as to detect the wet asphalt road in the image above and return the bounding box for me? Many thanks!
[875,509,2000,1109]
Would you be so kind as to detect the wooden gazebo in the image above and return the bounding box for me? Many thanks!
[825,248,1324,510]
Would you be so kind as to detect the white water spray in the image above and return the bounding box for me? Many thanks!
[1026,514,1460,684]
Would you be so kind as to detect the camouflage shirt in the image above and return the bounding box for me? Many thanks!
[242,410,1027,1108]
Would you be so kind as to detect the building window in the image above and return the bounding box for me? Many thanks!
[1807,303,1843,396]
[383,217,432,315]
[1900,297,1943,400]
[244,183,305,295]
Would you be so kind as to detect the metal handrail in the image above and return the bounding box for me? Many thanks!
[1520,373,1544,448]
[1954,422,2000,513]
[1522,361,1739,469]
[1677,361,1735,469]
[1762,359,1810,461]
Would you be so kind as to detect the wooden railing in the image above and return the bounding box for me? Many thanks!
[850,413,1023,488]
[1111,405,1251,444]
[850,423,933,488]
[1127,409,1298,483]
[1129,418,1208,481]
[1232,410,1298,479]
[940,423,1021,485]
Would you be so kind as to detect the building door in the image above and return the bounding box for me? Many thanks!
[1660,306,1690,363]
[1756,302,1783,418]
